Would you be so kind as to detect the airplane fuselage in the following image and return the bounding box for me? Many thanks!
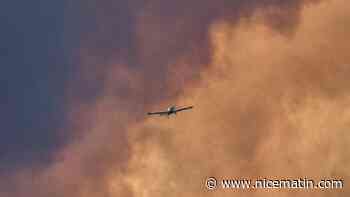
[167,106,176,115]
[147,105,193,117]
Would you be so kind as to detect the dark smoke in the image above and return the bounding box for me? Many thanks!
[6,0,350,197]
[68,0,319,107]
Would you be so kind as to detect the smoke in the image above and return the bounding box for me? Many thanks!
[2,0,350,197]
[69,0,319,106]
[126,1,350,197]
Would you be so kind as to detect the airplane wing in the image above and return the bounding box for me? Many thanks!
[147,111,169,116]
[174,106,193,113]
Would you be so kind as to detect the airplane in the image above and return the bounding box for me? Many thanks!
[147,105,193,117]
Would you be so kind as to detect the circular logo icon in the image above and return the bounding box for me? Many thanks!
[206,177,218,190]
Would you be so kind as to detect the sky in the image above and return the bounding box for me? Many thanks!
[1,0,350,196]
[0,0,70,171]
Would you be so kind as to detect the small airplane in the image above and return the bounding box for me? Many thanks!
[147,105,193,117]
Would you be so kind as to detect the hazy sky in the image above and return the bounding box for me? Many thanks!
[0,0,70,171]
[1,0,349,196]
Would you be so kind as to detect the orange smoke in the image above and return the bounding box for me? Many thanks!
[2,0,350,197]
[126,1,350,197]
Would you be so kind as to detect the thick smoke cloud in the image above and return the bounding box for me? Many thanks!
[2,0,350,197]
[127,2,350,196]
[69,0,319,106]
